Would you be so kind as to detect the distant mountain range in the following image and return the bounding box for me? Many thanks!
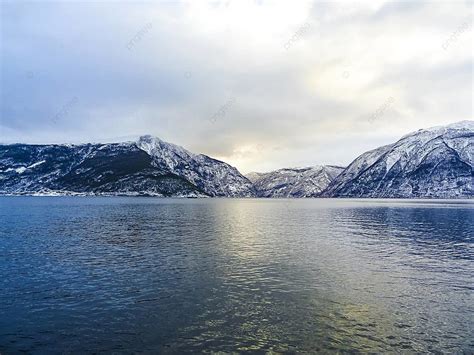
[1,121,472,198]
[246,166,344,197]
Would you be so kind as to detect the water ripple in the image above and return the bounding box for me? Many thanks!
[0,197,472,353]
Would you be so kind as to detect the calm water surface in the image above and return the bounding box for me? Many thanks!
[0,197,473,353]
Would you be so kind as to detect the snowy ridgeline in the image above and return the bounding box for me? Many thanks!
[321,121,474,198]
[0,121,473,198]
[245,166,345,197]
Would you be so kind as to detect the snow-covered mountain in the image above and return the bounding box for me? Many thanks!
[0,135,255,197]
[322,121,474,198]
[2,122,472,198]
[246,166,344,197]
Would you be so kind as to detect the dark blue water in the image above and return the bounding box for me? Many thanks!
[0,197,473,353]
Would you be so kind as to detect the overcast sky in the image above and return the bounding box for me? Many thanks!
[1,0,472,173]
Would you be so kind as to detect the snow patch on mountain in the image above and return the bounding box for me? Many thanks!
[1,160,46,174]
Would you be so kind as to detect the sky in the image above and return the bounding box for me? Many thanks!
[1,0,473,173]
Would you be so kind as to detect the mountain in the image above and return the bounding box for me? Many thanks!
[322,121,474,198]
[2,122,472,198]
[0,135,255,197]
[246,166,344,197]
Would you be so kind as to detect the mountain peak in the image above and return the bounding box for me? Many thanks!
[135,135,193,160]
[137,134,163,142]
[136,134,163,146]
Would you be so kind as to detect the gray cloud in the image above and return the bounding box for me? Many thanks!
[1,0,472,173]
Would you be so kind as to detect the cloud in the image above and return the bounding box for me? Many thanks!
[1,0,472,173]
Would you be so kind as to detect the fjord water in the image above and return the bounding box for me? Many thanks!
[0,198,472,353]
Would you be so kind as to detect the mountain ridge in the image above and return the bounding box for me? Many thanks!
[1,121,472,198]
[0,136,254,197]
[246,165,345,197]
[321,121,473,198]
